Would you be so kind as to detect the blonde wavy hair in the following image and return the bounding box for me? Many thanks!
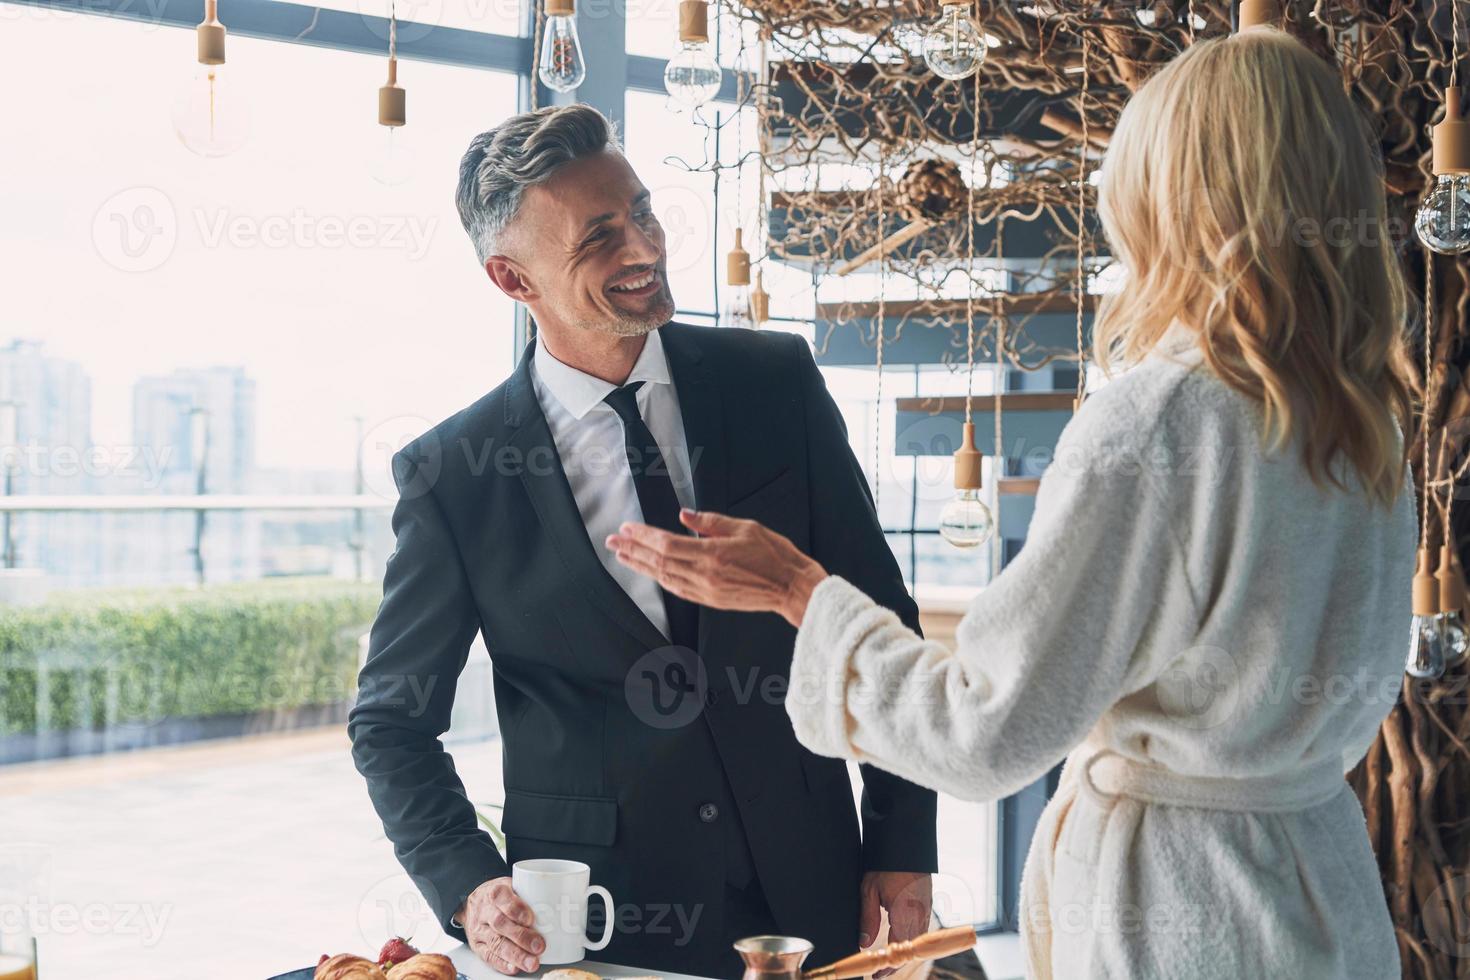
[1093,27,1415,507]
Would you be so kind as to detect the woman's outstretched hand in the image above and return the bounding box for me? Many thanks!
[607,509,829,628]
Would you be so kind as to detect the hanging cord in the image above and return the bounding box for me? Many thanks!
[1440,429,1457,550]
[964,58,981,424]
[1075,31,1089,411]
[1424,249,1436,548]
[755,30,770,280]
[388,0,397,60]
[874,144,887,512]
[734,29,745,225]
[1455,0,1462,91]
[1187,0,1196,41]
[530,0,546,111]
[527,0,544,340]
[993,214,1006,580]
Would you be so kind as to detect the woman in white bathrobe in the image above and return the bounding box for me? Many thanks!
[608,28,1418,980]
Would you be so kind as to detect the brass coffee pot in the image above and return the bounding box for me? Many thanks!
[733,935,813,980]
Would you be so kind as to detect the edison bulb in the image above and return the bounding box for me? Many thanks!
[1438,611,1470,664]
[172,64,249,157]
[1416,173,1470,254]
[722,285,754,329]
[369,126,412,186]
[1407,614,1448,679]
[923,4,986,81]
[938,488,995,549]
[664,40,722,107]
[539,11,586,92]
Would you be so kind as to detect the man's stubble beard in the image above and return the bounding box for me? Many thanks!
[589,283,677,338]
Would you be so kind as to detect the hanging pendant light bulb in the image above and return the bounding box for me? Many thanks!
[1437,544,1470,664]
[369,51,411,186]
[722,230,754,329]
[1408,547,1448,679]
[539,0,586,93]
[172,0,249,157]
[923,0,987,81]
[938,422,996,549]
[1416,88,1470,254]
[749,271,771,329]
[664,1,722,108]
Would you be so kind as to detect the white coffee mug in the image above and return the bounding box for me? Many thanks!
[511,859,615,965]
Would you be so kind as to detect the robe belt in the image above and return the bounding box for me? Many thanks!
[1078,746,1346,814]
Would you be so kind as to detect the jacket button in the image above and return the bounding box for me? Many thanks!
[698,802,719,823]
[706,688,720,707]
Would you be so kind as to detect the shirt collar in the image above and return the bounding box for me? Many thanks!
[532,328,673,421]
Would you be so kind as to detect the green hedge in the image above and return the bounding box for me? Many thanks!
[0,579,379,736]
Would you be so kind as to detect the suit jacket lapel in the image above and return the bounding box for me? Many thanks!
[661,324,730,653]
[503,341,670,652]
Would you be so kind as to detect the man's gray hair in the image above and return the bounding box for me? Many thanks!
[455,104,622,264]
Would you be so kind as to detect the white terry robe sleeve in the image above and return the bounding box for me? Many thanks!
[785,413,1206,803]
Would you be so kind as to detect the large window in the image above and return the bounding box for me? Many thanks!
[0,12,525,979]
[1,12,518,587]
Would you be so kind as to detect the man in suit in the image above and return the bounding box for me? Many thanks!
[348,103,937,979]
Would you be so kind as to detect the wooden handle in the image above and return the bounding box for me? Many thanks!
[803,925,977,980]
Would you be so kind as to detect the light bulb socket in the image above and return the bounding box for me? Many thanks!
[1237,0,1281,29]
[546,0,574,14]
[379,85,406,128]
[196,20,226,65]
[953,421,983,490]
[379,59,406,127]
[1413,547,1441,616]
[1433,88,1470,176]
[750,272,770,324]
[728,229,751,286]
[678,0,709,42]
[1439,545,1466,615]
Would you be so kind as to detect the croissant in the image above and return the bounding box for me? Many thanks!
[384,952,457,980]
[314,954,389,980]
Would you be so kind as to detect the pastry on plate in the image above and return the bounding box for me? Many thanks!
[384,952,457,980]
[542,969,600,980]
[314,954,389,980]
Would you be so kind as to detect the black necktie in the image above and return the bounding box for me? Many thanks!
[603,382,700,651]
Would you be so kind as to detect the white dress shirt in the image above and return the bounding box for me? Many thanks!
[528,328,695,641]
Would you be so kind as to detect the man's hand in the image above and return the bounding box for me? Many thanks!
[858,871,932,979]
[458,877,546,975]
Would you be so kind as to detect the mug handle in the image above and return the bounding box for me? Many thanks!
[584,884,615,952]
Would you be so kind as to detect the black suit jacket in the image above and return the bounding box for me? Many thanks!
[348,323,937,978]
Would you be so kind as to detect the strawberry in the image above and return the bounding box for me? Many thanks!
[378,937,419,967]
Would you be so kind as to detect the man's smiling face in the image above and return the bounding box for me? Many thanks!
[507,150,676,337]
